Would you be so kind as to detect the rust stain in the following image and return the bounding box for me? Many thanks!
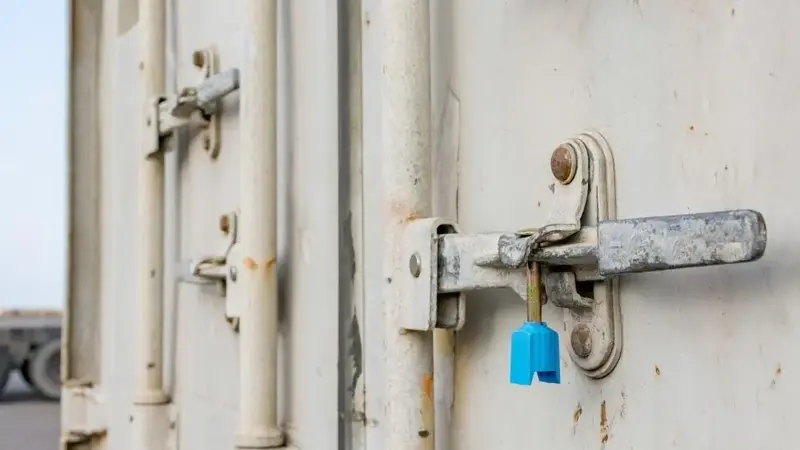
[771,364,782,388]
[266,258,277,269]
[655,365,661,376]
[422,373,434,401]
[600,400,609,444]
[406,211,422,222]
[244,257,258,270]
[572,403,582,434]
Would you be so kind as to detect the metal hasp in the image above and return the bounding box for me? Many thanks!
[177,212,241,330]
[145,48,239,159]
[402,131,768,381]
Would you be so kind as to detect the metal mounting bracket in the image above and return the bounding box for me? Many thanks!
[145,48,238,159]
[401,218,465,330]
[552,131,620,377]
[178,212,241,330]
[404,130,768,380]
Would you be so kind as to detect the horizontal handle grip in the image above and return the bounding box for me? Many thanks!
[597,209,767,276]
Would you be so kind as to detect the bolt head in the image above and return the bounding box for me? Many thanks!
[219,215,230,234]
[551,145,577,184]
[192,50,206,69]
[409,253,422,278]
[570,324,592,358]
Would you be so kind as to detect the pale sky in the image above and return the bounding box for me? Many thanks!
[0,1,68,309]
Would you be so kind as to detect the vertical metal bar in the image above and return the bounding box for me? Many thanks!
[383,0,435,448]
[236,0,283,448]
[133,0,170,449]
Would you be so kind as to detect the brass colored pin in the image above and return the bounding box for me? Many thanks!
[527,262,543,323]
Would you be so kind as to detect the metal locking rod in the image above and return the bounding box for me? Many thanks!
[194,68,240,116]
[531,209,767,276]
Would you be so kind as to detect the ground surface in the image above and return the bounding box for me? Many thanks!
[0,372,60,450]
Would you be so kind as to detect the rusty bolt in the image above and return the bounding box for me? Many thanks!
[219,214,230,235]
[192,50,206,69]
[570,324,592,358]
[550,145,577,184]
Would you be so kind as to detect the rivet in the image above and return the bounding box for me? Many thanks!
[229,266,238,282]
[551,144,577,184]
[219,215,230,235]
[570,324,592,358]
[409,253,422,278]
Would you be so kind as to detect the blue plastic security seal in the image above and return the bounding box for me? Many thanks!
[509,322,561,385]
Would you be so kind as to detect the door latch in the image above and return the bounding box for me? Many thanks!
[401,131,767,383]
[178,212,241,330]
[145,48,239,159]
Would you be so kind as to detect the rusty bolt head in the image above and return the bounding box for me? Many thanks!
[219,215,230,234]
[570,324,592,358]
[192,50,206,69]
[551,145,577,184]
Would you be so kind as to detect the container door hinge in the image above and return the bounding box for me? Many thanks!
[401,131,768,381]
[60,381,107,445]
[177,211,241,331]
[145,48,239,159]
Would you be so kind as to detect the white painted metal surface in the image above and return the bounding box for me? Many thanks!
[236,0,282,447]
[66,1,793,450]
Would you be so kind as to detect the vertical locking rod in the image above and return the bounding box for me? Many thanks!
[383,0,435,448]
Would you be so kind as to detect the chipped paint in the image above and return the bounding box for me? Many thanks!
[243,257,258,270]
[572,403,582,434]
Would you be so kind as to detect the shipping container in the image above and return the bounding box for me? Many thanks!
[65,1,784,449]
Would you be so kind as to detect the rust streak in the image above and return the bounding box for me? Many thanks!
[572,403,582,435]
[422,373,434,402]
[244,257,258,270]
[600,400,609,444]
[266,257,277,269]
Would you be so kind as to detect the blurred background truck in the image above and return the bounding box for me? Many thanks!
[0,309,61,401]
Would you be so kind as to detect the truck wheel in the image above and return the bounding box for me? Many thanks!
[28,339,61,400]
